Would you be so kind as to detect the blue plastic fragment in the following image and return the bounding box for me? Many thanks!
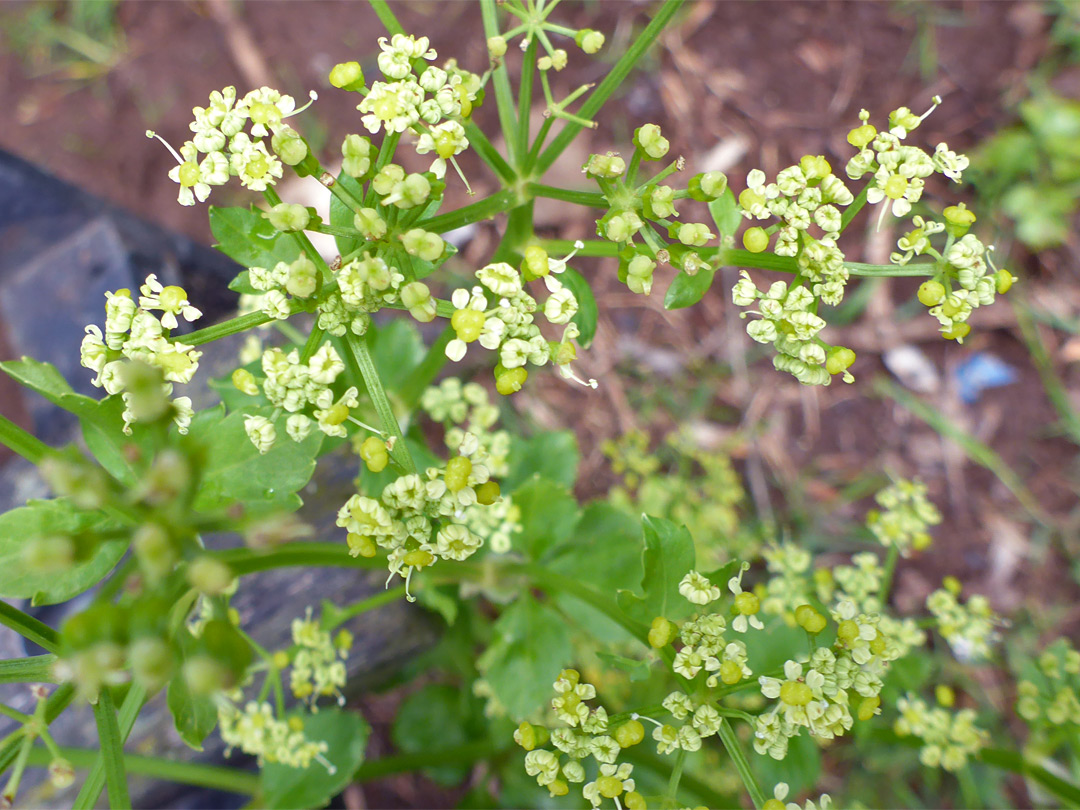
[954,352,1018,404]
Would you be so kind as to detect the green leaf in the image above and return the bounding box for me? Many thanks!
[595,651,651,682]
[478,594,572,719]
[512,477,579,560]
[616,515,696,624]
[369,319,426,394]
[192,408,323,512]
[392,684,475,785]
[208,205,300,270]
[504,430,579,492]
[708,187,742,238]
[664,266,715,310]
[560,267,598,347]
[0,357,76,405]
[167,633,217,751]
[0,500,126,605]
[260,708,369,809]
[329,173,365,257]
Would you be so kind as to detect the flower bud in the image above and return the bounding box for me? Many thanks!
[187,556,233,596]
[648,616,676,648]
[475,480,500,505]
[584,153,625,179]
[634,123,669,160]
[286,255,318,298]
[743,226,769,253]
[401,228,445,262]
[360,436,389,473]
[943,203,977,237]
[271,126,309,166]
[48,759,76,790]
[575,29,605,54]
[231,368,259,395]
[614,719,645,748]
[329,61,366,91]
[487,36,507,59]
[129,636,174,692]
[264,202,310,233]
[342,134,374,179]
[353,207,387,240]
[495,366,527,395]
[995,268,1016,294]
[133,523,177,582]
[688,171,727,201]
[347,533,378,558]
[917,280,946,307]
[182,656,228,697]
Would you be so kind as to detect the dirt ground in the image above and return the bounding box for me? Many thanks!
[2,1,1079,807]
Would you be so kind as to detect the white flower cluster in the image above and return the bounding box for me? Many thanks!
[894,694,988,771]
[446,247,594,388]
[766,782,833,810]
[355,34,481,178]
[246,255,319,321]
[674,608,752,687]
[926,586,1001,663]
[289,609,349,705]
[79,275,202,434]
[218,701,331,770]
[733,271,854,386]
[151,84,314,206]
[759,543,814,619]
[866,477,942,556]
[317,252,407,337]
[240,342,358,453]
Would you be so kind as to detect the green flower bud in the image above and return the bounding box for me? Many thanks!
[648,616,676,648]
[677,222,714,247]
[847,123,877,149]
[182,655,228,697]
[743,226,769,253]
[231,368,259,395]
[735,591,760,615]
[521,245,549,280]
[451,309,486,343]
[120,361,170,422]
[764,800,786,810]
[342,134,373,178]
[688,171,727,201]
[584,153,625,178]
[858,695,881,721]
[271,126,308,165]
[400,281,431,309]
[719,660,742,685]
[575,28,605,54]
[487,36,507,59]
[360,436,389,473]
[286,255,318,298]
[476,480,501,505]
[133,523,177,582]
[129,636,174,692]
[995,268,1016,294]
[495,366,527,395]
[598,776,624,799]
[329,61,365,91]
[187,556,233,596]
[445,456,473,492]
[837,619,860,644]
[799,154,831,184]
[936,684,956,707]
[264,202,310,233]
[401,228,445,262]
[49,759,76,790]
[403,549,435,568]
[942,322,970,342]
[780,680,813,706]
[825,347,856,375]
[615,719,645,748]
[353,207,387,240]
[347,533,378,558]
[625,792,647,810]
[917,280,946,307]
[634,123,669,160]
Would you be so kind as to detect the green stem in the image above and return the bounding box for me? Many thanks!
[353,740,499,782]
[344,333,416,474]
[397,325,455,411]
[880,543,901,605]
[212,543,382,576]
[839,182,871,233]
[534,0,685,176]
[843,261,935,277]
[525,182,608,208]
[480,0,519,168]
[0,656,57,685]
[976,748,1080,807]
[522,115,554,176]
[718,718,765,809]
[418,188,519,234]
[0,602,60,654]
[0,412,50,465]
[0,684,75,775]
[178,311,278,348]
[91,690,131,810]
[73,684,146,810]
[323,586,408,631]
[516,39,537,168]
[664,748,686,810]
[368,0,405,35]
[26,745,259,795]
[0,704,32,725]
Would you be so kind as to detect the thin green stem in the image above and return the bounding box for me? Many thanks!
[1,732,32,805]
[463,120,517,185]
[419,188,519,234]
[0,684,75,776]
[0,655,58,685]
[0,412,50,465]
[718,718,765,809]
[178,311,277,348]
[664,748,687,810]
[212,543,382,576]
[839,182,871,233]
[0,603,60,654]
[344,333,416,474]
[323,586,407,631]
[397,325,455,411]
[534,0,685,176]
[368,0,405,36]
[516,38,537,167]
[73,684,146,810]
[0,704,32,725]
[880,543,901,605]
[92,690,131,810]
[353,740,499,782]
[525,182,608,208]
[26,745,259,795]
[480,0,519,167]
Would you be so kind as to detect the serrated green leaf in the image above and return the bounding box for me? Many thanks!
[478,594,572,719]
[504,430,579,492]
[616,515,696,624]
[664,266,715,310]
[208,205,299,270]
[560,267,598,347]
[260,709,369,809]
[708,187,742,238]
[0,500,126,605]
[512,477,579,560]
